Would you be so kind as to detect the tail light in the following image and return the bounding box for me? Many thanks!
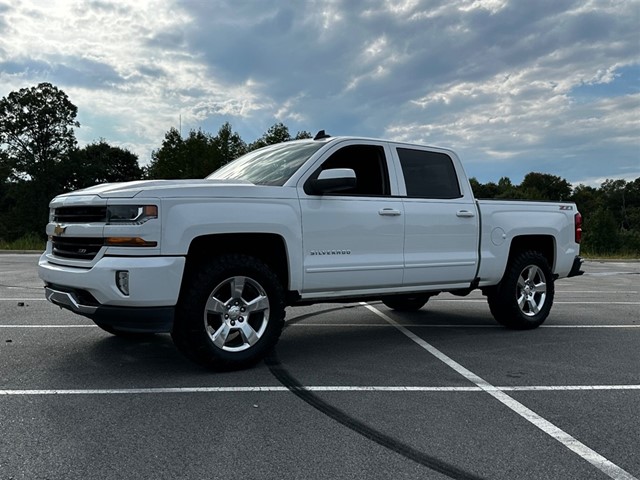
[575,212,582,244]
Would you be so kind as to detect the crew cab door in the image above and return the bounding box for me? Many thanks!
[391,146,479,288]
[297,141,404,294]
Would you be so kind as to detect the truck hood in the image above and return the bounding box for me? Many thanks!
[65,179,257,199]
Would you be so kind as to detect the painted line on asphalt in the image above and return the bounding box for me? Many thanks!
[2,385,639,396]
[0,298,47,301]
[0,325,97,328]
[288,324,640,328]
[361,302,637,480]
[428,300,640,305]
[555,291,638,294]
[2,324,639,329]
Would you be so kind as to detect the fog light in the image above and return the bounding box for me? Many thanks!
[116,271,130,296]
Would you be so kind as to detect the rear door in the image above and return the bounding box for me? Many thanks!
[391,146,479,288]
[297,141,405,294]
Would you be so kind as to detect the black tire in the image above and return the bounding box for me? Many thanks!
[171,254,286,370]
[95,323,155,339]
[382,294,430,312]
[487,251,554,329]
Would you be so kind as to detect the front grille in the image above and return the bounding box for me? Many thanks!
[54,206,107,223]
[51,236,104,260]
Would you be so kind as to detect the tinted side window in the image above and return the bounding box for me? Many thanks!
[397,148,461,199]
[306,144,390,196]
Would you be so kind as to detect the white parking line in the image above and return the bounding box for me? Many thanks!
[0,325,97,328]
[1,385,639,396]
[428,299,640,305]
[555,291,638,294]
[287,324,640,329]
[361,302,637,480]
[0,298,47,301]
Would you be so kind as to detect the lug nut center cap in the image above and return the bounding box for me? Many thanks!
[228,306,241,320]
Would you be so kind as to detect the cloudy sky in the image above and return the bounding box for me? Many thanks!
[0,0,638,186]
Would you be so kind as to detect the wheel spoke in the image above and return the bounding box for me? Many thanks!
[211,323,231,348]
[230,276,246,300]
[518,293,526,310]
[528,297,540,314]
[527,266,539,282]
[239,322,259,346]
[517,275,527,289]
[534,281,547,293]
[245,294,269,314]
[205,296,227,315]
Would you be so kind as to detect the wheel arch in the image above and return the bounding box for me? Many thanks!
[183,233,290,292]
[507,235,556,271]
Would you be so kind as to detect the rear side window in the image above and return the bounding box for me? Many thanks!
[397,148,461,199]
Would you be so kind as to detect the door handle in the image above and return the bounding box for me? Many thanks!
[456,210,476,218]
[379,208,402,216]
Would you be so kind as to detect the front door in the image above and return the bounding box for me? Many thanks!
[298,142,405,294]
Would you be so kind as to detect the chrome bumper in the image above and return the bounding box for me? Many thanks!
[45,286,98,315]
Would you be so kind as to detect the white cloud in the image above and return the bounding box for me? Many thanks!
[0,0,638,185]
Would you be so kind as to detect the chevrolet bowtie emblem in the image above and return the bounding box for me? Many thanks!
[54,224,67,236]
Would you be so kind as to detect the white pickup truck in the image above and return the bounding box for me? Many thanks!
[39,132,584,369]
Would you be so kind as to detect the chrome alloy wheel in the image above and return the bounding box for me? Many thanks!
[516,264,547,317]
[203,276,270,352]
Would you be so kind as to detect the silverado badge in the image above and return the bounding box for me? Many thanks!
[54,224,67,236]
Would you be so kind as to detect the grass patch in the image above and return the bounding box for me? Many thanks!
[0,233,46,251]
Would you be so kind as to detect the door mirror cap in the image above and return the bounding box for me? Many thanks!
[309,168,356,194]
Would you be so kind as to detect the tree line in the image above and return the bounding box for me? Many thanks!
[1,83,638,256]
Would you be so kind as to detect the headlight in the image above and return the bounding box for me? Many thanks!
[107,205,158,225]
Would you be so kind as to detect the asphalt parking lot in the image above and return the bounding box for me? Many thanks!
[0,254,638,480]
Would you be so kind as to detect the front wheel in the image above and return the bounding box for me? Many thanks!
[487,251,554,329]
[172,254,286,370]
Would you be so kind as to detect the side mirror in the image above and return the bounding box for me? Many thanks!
[308,168,356,194]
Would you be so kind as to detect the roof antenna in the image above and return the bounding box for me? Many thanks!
[314,130,331,140]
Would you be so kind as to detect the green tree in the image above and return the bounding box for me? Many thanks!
[213,122,247,166]
[469,177,500,198]
[600,179,629,230]
[582,207,622,255]
[0,83,80,240]
[64,140,143,191]
[495,176,523,199]
[248,122,292,151]
[0,82,79,184]
[294,130,312,139]
[146,128,228,179]
[571,184,602,217]
[145,127,183,179]
[519,172,572,201]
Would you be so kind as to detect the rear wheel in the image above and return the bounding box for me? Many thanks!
[172,254,285,370]
[382,294,430,312]
[487,251,554,329]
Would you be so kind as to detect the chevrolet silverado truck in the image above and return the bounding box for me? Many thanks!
[39,132,584,369]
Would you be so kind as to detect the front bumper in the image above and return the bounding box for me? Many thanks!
[39,253,185,332]
[45,285,174,332]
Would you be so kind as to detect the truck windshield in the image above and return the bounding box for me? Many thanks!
[207,141,324,186]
